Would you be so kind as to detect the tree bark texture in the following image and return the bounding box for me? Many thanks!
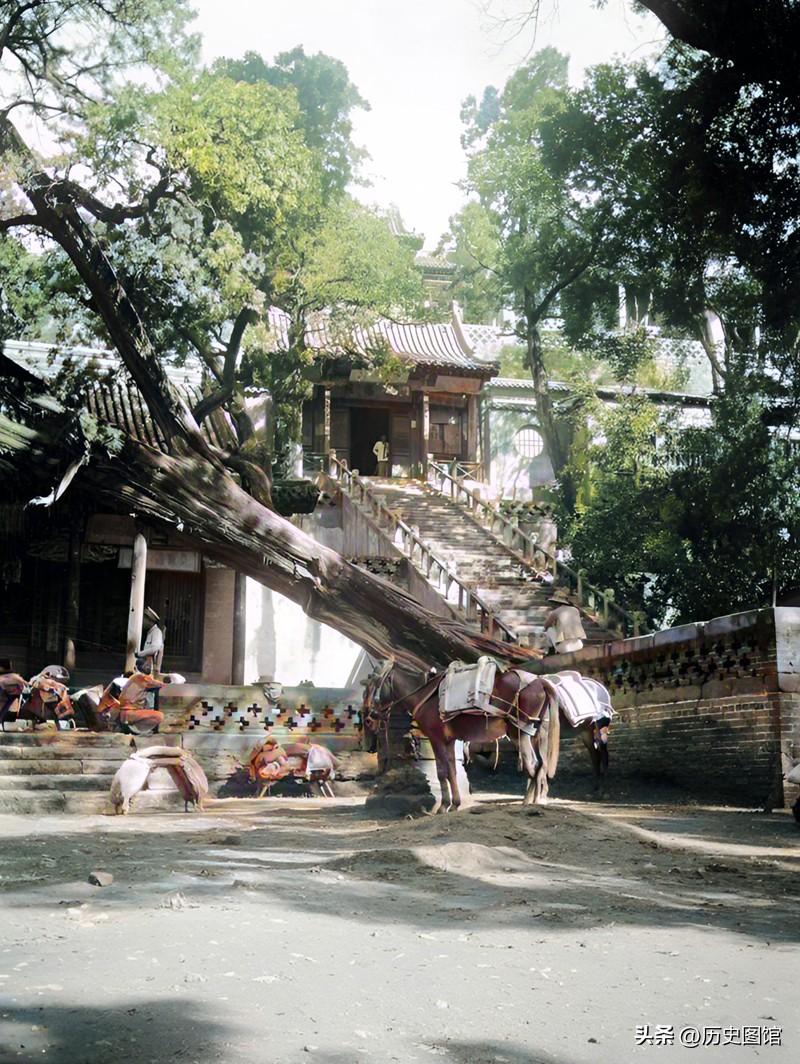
[0,121,533,675]
[92,443,533,671]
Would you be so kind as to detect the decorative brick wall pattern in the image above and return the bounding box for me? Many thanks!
[539,609,800,807]
[156,682,370,793]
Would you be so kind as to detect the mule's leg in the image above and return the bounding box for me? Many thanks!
[446,743,462,811]
[598,738,610,797]
[517,732,546,807]
[431,740,452,813]
[582,726,602,795]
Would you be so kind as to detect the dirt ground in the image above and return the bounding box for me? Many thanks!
[0,791,798,1064]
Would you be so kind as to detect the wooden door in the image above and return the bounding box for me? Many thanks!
[390,414,411,476]
[331,404,350,466]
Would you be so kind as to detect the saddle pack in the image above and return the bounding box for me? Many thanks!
[541,671,613,726]
[438,656,501,720]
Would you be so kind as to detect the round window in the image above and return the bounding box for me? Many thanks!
[514,426,544,459]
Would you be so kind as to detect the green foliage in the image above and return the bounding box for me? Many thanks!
[463,47,588,325]
[542,49,800,408]
[291,200,423,322]
[214,47,369,198]
[565,394,800,624]
[438,201,503,323]
[1,2,418,479]
[155,73,316,248]
[244,199,423,474]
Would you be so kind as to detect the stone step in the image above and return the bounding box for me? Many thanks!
[366,478,620,645]
[0,773,119,791]
[0,758,123,775]
[0,744,133,760]
[0,731,133,747]
[0,787,188,815]
[0,790,108,814]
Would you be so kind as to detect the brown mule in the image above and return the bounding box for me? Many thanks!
[365,666,560,812]
[466,714,611,794]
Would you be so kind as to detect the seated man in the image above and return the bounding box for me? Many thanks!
[97,658,165,734]
[0,672,27,730]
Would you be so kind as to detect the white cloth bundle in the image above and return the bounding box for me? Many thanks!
[439,657,500,718]
[542,671,613,726]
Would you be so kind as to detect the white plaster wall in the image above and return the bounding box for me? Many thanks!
[242,578,363,686]
[489,407,555,499]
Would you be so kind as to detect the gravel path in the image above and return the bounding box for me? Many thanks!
[0,796,798,1063]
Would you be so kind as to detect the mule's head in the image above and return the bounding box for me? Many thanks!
[362,661,396,733]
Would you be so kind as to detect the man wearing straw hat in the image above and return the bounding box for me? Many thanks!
[542,589,586,655]
[139,606,165,673]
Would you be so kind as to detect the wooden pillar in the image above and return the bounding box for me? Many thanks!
[231,571,247,684]
[466,395,479,467]
[482,400,492,486]
[124,532,147,672]
[421,393,430,477]
[323,387,331,456]
[409,391,420,476]
[62,526,81,671]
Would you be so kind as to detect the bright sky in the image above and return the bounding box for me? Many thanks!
[192,0,663,248]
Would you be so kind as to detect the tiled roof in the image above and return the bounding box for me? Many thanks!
[2,341,237,451]
[488,376,570,393]
[414,252,455,274]
[486,374,712,406]
[459,323,514,363]
[265,307,494,375]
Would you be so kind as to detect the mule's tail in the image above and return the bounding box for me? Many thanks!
[546,695,560,779]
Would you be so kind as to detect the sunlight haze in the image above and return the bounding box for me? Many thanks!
[193,0,662,247]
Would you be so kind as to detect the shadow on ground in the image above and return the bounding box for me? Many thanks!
[1,799,799,945]
[0,999,231,1064]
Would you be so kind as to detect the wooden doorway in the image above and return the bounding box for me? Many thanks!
[349,407,390,475]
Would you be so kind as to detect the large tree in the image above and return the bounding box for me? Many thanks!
[0,1,523,670]
[459,48,626,505]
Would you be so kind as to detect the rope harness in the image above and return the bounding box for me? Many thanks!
[364,667,546,738]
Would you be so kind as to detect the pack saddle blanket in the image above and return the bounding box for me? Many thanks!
[439,657,501,719]
[541,671,614,726]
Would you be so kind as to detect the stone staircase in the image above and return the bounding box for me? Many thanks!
[0,730,186,814]
[367,479,615,643]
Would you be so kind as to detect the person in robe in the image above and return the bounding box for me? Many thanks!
[542,591,587,654]
[372,435,389,476]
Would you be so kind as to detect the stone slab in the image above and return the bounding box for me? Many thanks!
[775,607,800,693]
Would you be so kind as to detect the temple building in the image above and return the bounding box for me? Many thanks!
[1,302,714,687]
[285,308,496,479]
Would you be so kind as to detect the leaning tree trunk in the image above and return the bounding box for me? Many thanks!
[0,130,531,673]
[88,442,531,670]
[0,394,529,672]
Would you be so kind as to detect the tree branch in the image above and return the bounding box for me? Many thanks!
[192,306,258,423]
[0,113,218,463]
[0,212,39,231]
[636,0,717,54]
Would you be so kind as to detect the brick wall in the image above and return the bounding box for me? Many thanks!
[541,608,800,807]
